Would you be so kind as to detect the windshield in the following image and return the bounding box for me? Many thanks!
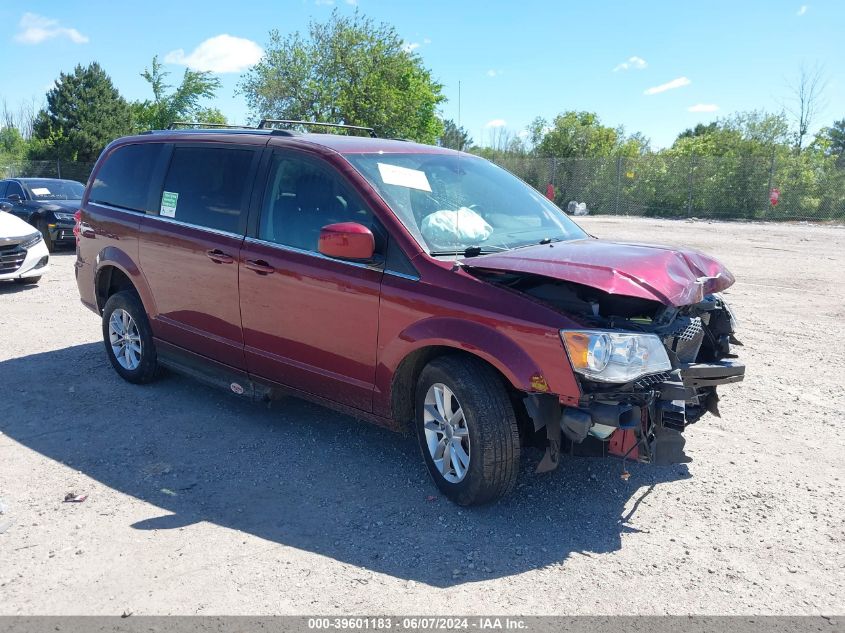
[345,153,587,255]
[25,180,84,200]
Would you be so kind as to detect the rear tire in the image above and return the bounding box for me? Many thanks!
[102,290,159,384]
[13,276,40,285]
[414,356,521,506]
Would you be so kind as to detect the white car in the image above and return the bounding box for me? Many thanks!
[0,210,50,285]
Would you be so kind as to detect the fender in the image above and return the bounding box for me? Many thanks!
[396,317,542,389]
[374,315,573,422]
[94,246,158,317]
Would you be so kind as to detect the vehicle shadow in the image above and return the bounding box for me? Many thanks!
[0,343,690,587]
[0,281,40,295]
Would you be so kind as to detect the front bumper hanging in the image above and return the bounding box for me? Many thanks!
[525,359,745,471]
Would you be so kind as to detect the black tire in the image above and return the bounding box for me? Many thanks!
[414,356,521,505]
[37,218,54,253]
[102,290,159,384]
[13,276,40,285]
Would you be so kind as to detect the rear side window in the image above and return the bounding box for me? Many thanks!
[160,146,255,234]
[0,181,7,198]
[90,143,164,212]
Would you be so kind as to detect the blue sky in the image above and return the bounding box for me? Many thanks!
[1,0,843,148]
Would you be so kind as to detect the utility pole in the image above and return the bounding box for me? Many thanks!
[458,80,461,129]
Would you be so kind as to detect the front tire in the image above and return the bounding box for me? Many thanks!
[37,218,54,253]
[415,356,521,505]
[102,290,159,384]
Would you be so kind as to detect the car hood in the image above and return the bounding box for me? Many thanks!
[0,211,40,241]
[462,239,735,307]
[36,199,81,212]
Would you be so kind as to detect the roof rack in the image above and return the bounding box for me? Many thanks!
[258,119,377,137]
[153,121,294,136]
[168,121,250,130]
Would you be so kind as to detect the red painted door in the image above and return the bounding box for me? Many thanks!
[139,143,260,369]
[238,151,382,411]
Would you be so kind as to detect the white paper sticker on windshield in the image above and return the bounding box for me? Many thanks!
[160,191,178,218]
[377,162,431,192]
[31,187,51,196]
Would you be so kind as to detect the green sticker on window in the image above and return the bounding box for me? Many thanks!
[160,191,178,218]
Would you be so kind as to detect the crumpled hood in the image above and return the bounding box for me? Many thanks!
[0,211,39,241]
[463,239,735,307]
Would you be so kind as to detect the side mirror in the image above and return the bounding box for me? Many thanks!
[318,222,375,261]
[7,194,21,203]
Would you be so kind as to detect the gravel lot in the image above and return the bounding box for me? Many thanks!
[1,217,843,615]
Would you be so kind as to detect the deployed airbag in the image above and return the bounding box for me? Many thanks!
[420,207,492,250]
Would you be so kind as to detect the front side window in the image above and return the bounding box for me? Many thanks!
[5,181,25,200]
[90,143,164,212]
[345,153,588,255]
[259,153,373,253]
[161,146,255,234]
[24,180,84,200]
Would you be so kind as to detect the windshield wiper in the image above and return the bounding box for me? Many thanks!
[429,245,510,258]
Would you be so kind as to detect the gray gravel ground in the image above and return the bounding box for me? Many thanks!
[0,217,843,615]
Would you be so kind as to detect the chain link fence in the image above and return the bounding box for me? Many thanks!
[3,155,843,221]
[492,154,845,221]
[0,159,95,185]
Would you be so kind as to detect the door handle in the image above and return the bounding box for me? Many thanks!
[206,249,235,264]
[245,259,275,275]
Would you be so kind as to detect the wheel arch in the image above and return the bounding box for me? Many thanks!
[93,248,156,316]
[388,345,534,436]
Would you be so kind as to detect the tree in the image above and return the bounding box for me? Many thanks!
[240,10,445,143]
[677,122,718,140]
[132,56,223,131]
[32,62,131,162]
[0,127,26,159]
[787,63,827,152]
[439,119,472,151]
[819,119,845,167]
[533,111,645,158]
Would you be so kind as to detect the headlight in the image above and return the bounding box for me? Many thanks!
[561,330,671,383]
[54,212,76,221]
[20,232,43,249]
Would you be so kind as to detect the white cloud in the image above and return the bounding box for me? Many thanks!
[165,34,263,74]
[315,0,334,4]
[485,119,507,128]
[345,0,358,4]
[403,42,420,52]
[688,103,719,113]
[644,76,691,95]
[423,38,432,44]
[14,13,88,45]
[486,69,498,77]
[613,56,647,72]
[797,5,808,15]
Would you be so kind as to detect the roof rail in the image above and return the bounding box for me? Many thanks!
[258,119,377,138]
[154,121,295,136]
[167,121,250,130]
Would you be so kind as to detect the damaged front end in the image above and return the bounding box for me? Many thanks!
[481,269,745,470]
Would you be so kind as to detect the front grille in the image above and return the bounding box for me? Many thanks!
[0,243,27,274]
[663,316,705,363]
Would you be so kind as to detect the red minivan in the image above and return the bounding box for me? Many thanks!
[75,123,744,505]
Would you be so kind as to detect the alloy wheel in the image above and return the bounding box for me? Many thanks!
[108,308,142,371]
[423,382,471,483]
